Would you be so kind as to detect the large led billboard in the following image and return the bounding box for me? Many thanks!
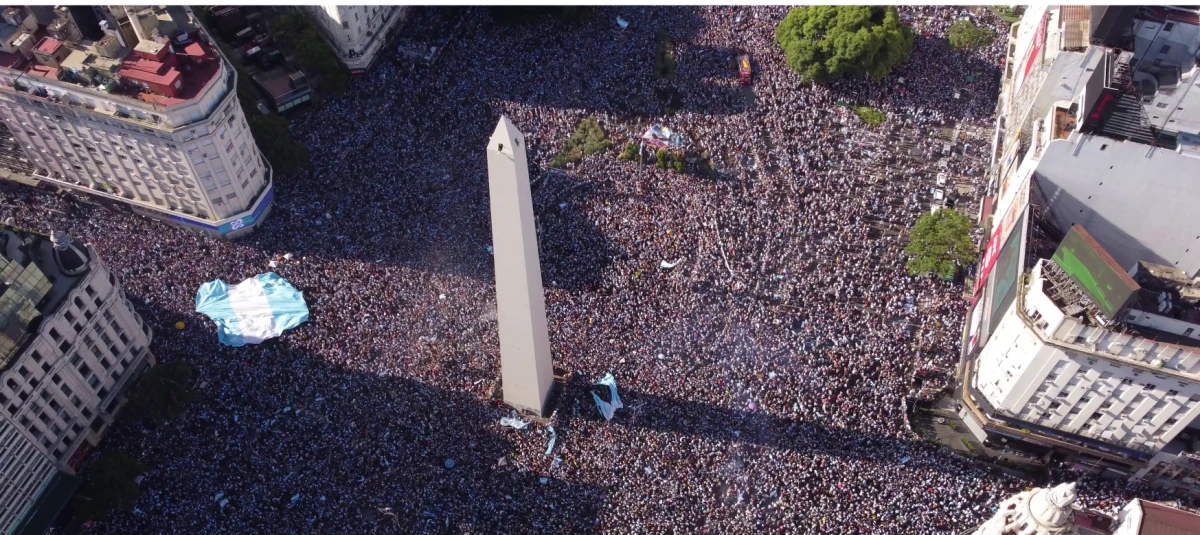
[988,208,1028,333]
[1050,225,1140,318]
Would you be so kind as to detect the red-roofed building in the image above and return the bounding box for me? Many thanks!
[31,36,68,68]
[0,6,274,239]
[34,36,61,55]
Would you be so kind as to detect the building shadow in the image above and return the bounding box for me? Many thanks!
[822,34,1004,125]
[550,373,1014,482]
[72,302,604,535]
[402,6,749,119]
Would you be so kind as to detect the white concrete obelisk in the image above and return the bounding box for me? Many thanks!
[486,116,554,415]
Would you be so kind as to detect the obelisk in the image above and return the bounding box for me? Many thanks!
[486,116,554,415]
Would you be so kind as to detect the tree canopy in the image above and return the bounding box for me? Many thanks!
[905,209,978,279]
[774,6,914,83]
[270,13,347,94]
[948,19,995,51]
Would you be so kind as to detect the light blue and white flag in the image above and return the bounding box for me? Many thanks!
[195,273,309,347]
[591,373,624,421]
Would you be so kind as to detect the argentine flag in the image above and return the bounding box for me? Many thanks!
[195,273,309,347]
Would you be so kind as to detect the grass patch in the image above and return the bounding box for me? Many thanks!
[961,437,976,453]
[854,106,887,127]
[655,28,677,80]
[549,117,610,169]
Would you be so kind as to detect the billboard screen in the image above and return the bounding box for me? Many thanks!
[989,208,1028,333]
[1050,225,1141,318]
[974,175,1031,294]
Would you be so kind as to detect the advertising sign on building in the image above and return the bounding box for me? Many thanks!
[1014,8,1049,98]
[974,174,1031,294]
[967,301,984,354]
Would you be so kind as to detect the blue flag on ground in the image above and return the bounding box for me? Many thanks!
[195,273,309,347]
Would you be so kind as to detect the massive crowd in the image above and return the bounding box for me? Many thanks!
[4,6,1195,534]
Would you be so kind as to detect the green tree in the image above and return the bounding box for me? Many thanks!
[618,142,639,161]
[123,362,196,424]
[68,450,146,530]
[549,117,610,169]
[269,13,347,95]
[948,19,995,51]
[905,209,978,279]
[774,6,914,83]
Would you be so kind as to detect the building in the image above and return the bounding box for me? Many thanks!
[250,67,311,114]
[962,5,1200,497]
[970,482,1114,535]
[967,482,1200,535]
[302,5,409,72]
[0,6,274,238]
[1112,498,1200,534]
[0,226,154,535]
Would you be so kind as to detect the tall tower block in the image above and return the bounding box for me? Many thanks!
[486,116,554,415]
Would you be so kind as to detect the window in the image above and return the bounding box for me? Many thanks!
[342,20,350,29]
[1146,384,1157,391]
[1164,22,1175,32]
[1157,102,1169,109]
[1160,45,1171,54]
[1168,389,1179,396]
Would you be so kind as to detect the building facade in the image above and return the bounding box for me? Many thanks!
[0,226,154,534]
[302,5,409,72]
[970,482,1089,535]
[0,6,273,238]
[964,5,1200,497]
[967,482,1200,534]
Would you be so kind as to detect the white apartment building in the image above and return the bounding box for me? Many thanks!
[0,6,273,238]
[303,5,409,72]
[974,254,1200,454]
[0,226,154,535]
[963,5,1200,497]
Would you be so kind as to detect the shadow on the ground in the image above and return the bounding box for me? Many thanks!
[70,300,605,535]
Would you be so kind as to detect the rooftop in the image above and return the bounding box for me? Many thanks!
[1053,106,1077,141]
[34,36,62,56]
[0,7,224,109]
[0,226,90,370]
[1033,222,1200,354]
[1135,499,1200,535]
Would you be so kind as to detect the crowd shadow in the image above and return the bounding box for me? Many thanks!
[86,301,605,534]
[820,34,1004,125]
[432,5,754,119]
[531,170,622,292]
[550,373,1011,482]
[237,126,620,292]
